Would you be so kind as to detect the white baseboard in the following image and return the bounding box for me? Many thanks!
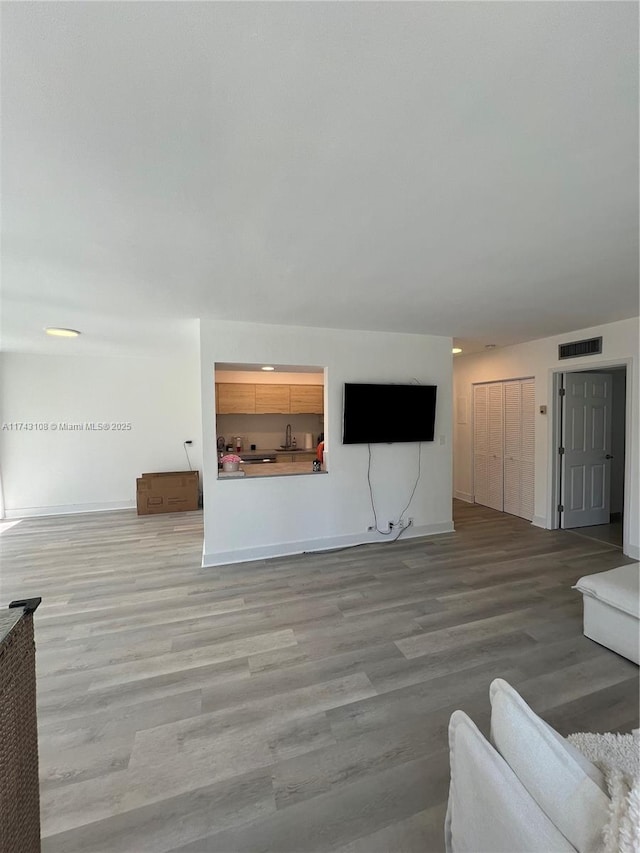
[453,491,474,503]
[202,521,455,568]
[625,543,639,560]
[531,515,548,529]
[4,500,136,519]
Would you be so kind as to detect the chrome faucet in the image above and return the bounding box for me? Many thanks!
[285,423,292,448]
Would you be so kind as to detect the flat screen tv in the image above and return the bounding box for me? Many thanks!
[343,383,437,444]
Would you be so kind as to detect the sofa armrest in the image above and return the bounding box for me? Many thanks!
[446,710,576,853]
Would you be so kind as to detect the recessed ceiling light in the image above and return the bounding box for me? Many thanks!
[261,365,275,371]
[45,327,81,338]
[452,347,462,354]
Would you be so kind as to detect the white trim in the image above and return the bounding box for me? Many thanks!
[202,521,455,567]
[4,500,136,519]
[531,515,548,529]
[625,544,639,560]
[454,490,474,503]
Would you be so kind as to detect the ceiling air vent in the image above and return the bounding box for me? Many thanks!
[558,336,603,360]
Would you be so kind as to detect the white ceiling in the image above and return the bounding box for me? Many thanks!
[1,2,638,356]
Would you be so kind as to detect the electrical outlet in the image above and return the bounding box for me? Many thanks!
[388,521,394,531]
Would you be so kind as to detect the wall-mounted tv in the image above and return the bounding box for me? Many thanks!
[343,383,437,444]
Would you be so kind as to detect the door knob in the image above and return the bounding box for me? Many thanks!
[605,454,614,459]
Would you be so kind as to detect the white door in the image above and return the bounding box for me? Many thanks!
[474,382,504,511]
[562,372,613,528]
[503,381,522,518]
[473,384,489,507]
[503,379,535,521]
[486,382,504,511]
[519,378,535,521]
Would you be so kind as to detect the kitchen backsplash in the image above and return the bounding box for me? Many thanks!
[216,413,323,450]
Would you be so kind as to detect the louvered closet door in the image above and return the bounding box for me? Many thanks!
[519,379,535,521]
[474,382,504,511]
[473,378,534,519]
[503,381,522,517]
[473,384,489,507]
[486,383,505,511]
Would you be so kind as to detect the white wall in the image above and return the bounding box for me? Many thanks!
[0,352,203,517]
[201,320,453,565]
[453,317,639,558]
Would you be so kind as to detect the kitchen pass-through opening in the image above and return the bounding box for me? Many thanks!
[214,362,327,479]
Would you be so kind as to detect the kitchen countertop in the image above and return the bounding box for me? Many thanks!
[218,462,326,479]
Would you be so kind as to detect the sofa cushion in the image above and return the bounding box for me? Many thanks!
[446,710,576,852]
[490,679,610,853]
[574,564,640,618]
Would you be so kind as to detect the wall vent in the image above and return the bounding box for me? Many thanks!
[558,336,602,360]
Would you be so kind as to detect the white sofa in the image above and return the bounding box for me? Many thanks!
[574,564,640,665]
[445,679,614,853]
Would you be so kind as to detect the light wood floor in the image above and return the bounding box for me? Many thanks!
[1,502,638,853]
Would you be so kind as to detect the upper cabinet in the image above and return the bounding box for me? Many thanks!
[217,383,256,414]
[290,385,323,414]
[216,382,323,414]
[255,384,290,414]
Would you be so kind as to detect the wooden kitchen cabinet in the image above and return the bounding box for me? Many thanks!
[289,385,323,414]
[217,382,323,415]
[217,383,256,414]
[255,384,290,414]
